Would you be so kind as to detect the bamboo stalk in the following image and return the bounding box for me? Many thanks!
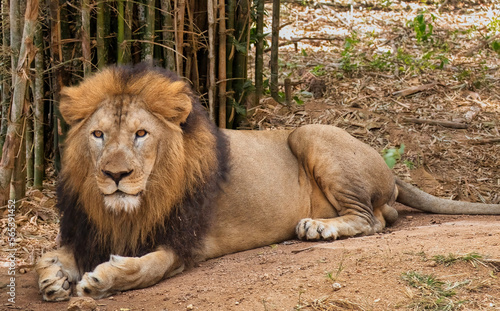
[254,0,264,107]
[0,0,11,156]
[218,0,227,128]
[175,0,186,76]
[270,0,280,102]
[185,0,199,92]
[0,0,39,204]
[25,105,33,188]
[12,112,26,201]
[81,0,91,75]
[225,0,235,126]
[53,107,61,173]
[207,0,216,121]
[124,0,132,63]
[117,0,125,64]
[33,23,44,189]
[233,0,250,115]
[59,1,72,73]
[142,0,155,63]
[10,0,23,70]
[10,0,28,202]
[48,0,67,174]
[96,0,108,69]
[184,0,193,85]
[226,0,235,88]
[161,0,175,71]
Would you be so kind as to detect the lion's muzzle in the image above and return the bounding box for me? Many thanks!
[102,169,134,185]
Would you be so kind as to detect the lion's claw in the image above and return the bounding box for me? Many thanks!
[76,272,113,299]
[296,218,339,240]
[39,270,71,301]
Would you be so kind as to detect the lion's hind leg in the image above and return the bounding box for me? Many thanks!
[289,124,399,241]
[35,247,80,301]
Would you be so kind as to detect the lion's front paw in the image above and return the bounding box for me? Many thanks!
[296,218,339,240]
[76,255,132,299]
[37,264,72,301]
[76,272,113,299]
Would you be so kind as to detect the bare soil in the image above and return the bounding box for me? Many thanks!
[3,209,500,310]
[2,0,500,310]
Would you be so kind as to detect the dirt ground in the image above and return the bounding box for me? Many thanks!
[1,0,500,310]
[2,209,500,311]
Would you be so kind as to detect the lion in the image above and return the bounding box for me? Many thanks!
[35,65,500,301]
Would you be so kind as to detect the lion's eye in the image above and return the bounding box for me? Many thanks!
[136,130,148,138]
[92,130,104,139]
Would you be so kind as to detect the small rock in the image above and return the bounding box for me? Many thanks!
[426,261,438,267]
[187,304,194,310]
[67,297,97,311]
[332,283,342,291]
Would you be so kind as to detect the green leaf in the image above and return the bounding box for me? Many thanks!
[398,144,405,154]
[231,37,247,55]
[385,157,396,169]
[492,40,500,54]
[293,96,304,105]
[382,144,405,169]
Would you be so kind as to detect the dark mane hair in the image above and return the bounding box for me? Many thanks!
[57,65,229,273]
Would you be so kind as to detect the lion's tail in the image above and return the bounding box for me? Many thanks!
[395,178,500,215]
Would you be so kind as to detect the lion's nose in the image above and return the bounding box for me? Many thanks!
[102,169,133,185]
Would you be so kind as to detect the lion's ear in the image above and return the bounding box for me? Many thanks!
[59,69,117,126]
[145,80,193,125]
[59,86,100,126]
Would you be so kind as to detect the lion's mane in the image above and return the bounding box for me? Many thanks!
[57,65,229,273]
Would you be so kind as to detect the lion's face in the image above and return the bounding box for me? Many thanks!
[59,67,195,214]
[86,97,168,212]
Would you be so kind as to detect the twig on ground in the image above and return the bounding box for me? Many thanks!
[403,118,468,129]
[468,138,500,145]
[393,83,437,97]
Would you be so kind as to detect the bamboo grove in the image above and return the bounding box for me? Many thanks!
[0,0,278,205]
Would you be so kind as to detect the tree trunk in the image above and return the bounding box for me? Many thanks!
[0,0,39,204]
